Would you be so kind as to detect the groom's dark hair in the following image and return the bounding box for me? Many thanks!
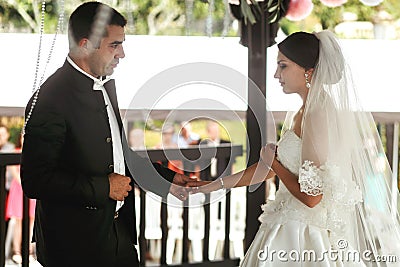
[68,1,127,49]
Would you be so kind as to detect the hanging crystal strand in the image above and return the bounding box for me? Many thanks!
[124,0,135,33]
[23,0,65,135]
[38,0,64,87]
[23,0,46,135]
[31,0,46,95]
[206,0,214,37]
[185,0,194,36]
[221,0,232,37]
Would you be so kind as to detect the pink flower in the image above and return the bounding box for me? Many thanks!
[286,0,314,21]
[320,0,347,7]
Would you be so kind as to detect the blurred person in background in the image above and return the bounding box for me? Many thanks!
[173,121,200,148]
[156,123,183,174]
[200,120,232,180]
[0,124,16,192]
[0,124,15,152]
[173,121,200,178]
[128,128,145,150]
[6,133,36,264]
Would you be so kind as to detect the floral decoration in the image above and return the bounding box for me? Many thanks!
[229,0,384,24]
[286,0,314,21]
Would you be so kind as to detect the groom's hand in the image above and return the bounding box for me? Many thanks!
[109,173,132,201]
[170,173,197,201]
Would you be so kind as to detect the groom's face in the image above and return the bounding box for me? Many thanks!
[86,25,126,77]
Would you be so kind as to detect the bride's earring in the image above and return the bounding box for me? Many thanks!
[305,73,311,89]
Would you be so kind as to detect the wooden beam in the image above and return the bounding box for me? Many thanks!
[244,1,268,253]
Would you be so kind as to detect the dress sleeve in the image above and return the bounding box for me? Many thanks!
[298,160,324,196]
[299,106,329,196]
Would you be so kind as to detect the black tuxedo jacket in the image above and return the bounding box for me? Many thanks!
[21,60,175,266]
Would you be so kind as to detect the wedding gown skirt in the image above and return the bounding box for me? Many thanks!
[240,220,345,266]
[240,130,366,267]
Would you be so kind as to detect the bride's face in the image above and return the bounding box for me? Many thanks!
[274,51,308,96]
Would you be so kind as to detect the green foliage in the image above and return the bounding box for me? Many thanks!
[0,0,59,32]
[311,0,343,30]
[383,0,400,19]
[279,17,300,35]
[9,126,22,146]
[130,0,162,35]
[2,0,400,35]
[0,0,236,36]
[344,0,376,21]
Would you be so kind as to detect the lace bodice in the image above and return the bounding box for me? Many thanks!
[259,130,328,228]
[258,130,362,241]
[275,130,301,176]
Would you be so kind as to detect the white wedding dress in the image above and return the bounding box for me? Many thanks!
[240,130,367,267]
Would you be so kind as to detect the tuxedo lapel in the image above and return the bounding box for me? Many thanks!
[104,80,123,130]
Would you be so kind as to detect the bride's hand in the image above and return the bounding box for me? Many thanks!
[186,180,222,194]
[260,143,277,170]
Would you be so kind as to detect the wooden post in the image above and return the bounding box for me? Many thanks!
[244,1,268,252]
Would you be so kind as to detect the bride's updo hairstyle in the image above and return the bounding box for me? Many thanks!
[279,31,345,85]
[277,32,320,70]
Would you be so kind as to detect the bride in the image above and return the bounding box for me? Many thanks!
[188,30,400,266]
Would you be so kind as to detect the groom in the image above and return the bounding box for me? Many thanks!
[21,2,192,267]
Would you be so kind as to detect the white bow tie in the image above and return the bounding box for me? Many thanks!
[93,77,111,91]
